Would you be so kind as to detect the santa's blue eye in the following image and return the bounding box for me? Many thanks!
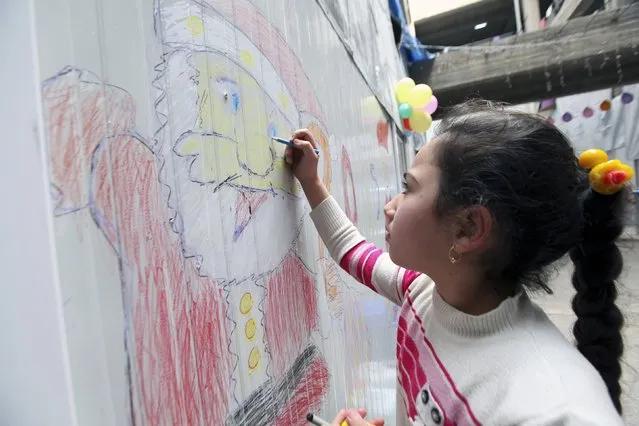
[230,92,240,112]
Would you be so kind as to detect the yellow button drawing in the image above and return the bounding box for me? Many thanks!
[245,318,256,340]
[248,347,260,370]
[239,292,253,314]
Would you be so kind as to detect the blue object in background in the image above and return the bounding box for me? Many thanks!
[388,0,434,64]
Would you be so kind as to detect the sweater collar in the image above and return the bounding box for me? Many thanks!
[431,289,528,338]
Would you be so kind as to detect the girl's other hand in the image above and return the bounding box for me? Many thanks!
[331,408,385,426]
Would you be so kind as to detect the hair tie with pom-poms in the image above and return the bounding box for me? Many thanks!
[578,149,635,195]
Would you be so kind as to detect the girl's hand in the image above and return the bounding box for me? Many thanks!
[285,128,320,185]
[332,409,385,426]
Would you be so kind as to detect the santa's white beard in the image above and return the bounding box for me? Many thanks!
[168,163,305,282]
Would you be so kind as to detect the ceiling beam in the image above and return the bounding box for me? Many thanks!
[549,0,599,25]
[414,0,511,37]
[409,6,639,118]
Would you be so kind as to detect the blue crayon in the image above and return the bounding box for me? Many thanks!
[272,136,320,155]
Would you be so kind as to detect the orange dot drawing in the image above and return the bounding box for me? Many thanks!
[239,292,253,314]
[600,100,611,111]
[308,123,331,190]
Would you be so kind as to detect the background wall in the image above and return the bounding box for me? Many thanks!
[33,0,405,424]
[0,1,78,426]
[547,85,639,230]
[547,85,639,176]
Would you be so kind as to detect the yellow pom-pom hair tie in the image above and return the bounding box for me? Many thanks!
[578,149,635,195]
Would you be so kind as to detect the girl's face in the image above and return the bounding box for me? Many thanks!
[384,141,452,278]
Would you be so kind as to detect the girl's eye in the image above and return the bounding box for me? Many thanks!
[402,173,409,192]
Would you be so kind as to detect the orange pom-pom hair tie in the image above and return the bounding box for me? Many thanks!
[578,149,635,195]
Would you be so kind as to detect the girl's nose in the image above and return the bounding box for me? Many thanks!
[384,196,398,222]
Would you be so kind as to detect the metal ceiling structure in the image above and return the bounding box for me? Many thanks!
[414,0,554,48]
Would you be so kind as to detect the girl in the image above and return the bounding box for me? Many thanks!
[285,100,630,426]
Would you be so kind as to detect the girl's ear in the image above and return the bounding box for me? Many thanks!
[451,206,493,254]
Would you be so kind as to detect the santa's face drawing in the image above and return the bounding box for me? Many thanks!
[154,1,325,281]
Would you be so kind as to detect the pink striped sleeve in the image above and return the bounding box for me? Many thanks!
[339,241,421,305]
[402,270,422,294]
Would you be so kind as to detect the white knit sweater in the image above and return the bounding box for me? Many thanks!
[310,197,624,426]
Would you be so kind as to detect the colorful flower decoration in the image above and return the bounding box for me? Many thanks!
[394,78,437,134]
[578,149,634,195]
